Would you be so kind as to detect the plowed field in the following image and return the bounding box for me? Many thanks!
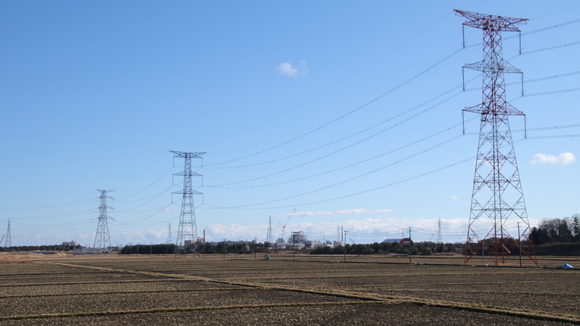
[1,253,578,325]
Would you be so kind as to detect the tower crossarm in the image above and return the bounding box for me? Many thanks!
[172,190,203,196]
[463,58,522,75]
[463,102,525,116]
[455,9,527,32]
[170,151,206,158]
[173,171,202,177]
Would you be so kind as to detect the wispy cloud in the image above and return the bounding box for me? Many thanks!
[202,217,471,244]
[276,61,309,77]
[530,152,575,166]
[291,209,392,218]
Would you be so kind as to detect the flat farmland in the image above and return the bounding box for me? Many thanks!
[0,253,579,325]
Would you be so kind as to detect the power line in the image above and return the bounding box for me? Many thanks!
[522,40,580,55]
[511,18,580,38]
[207,66,577,189]
[210,117,474,189]
[114,184,179,212]
[523,87,580,97]
[115,167,175,201]
[197,11,457,151]
[202,117,575,210]
[207,48,466,168]
[0,199,93,212]
[204,141,473,210]
[208,92,467,188]
[114,203,173,226]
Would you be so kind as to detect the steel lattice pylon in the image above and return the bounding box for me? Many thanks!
[171,151,205,253]
[5,219,11,248]
[456,10,537,265]
[93,189,114,250]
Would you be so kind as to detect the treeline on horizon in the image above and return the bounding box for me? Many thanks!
[1,216,578,255]
[530,214,580,244]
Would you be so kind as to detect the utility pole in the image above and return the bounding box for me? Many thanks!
[456,10,537,265]
[93,189,114,251]
[171,151,205,254]
[517,222,522,267]
[267,216,272,246]
[223,239,227,258]
[343,230,347,263]
[408,227,412,264]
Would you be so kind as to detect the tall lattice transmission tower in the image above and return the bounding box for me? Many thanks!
[5,219,11,248]
[436,218,443,244]
[171,151,205,252]
[267,216,272,244]
[456,10,536,265]
[93,189,114,251]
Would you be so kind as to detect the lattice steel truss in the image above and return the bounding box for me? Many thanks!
[456,9,537,265]
[171,151,205,253]
[5,219,11,248]
[93,189,114,250]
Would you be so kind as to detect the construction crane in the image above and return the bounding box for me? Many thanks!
[278,208,296,243]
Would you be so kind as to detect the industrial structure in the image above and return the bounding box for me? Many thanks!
[93,189,114,250]
[267,216,273,244]
[171,150,205,253]
[4,219,11,248]
[456,10,537,264]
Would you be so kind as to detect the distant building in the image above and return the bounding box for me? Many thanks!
[289,231,306,245]
[382,238,404,244]
[303,240,322,249]
[62,241,78,246]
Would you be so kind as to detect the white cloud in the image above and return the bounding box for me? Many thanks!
[276,61,309,77]
[530,152,575,166]
[290,208,391,218]
[206,224,265,242]
[201,217,471,244]
[451,195,458,201]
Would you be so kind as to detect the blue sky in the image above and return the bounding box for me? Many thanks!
[1,1,579,246]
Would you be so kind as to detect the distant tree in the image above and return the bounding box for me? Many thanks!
[531,227,550,245]
[572,215,580,241]
[533,217,577,243]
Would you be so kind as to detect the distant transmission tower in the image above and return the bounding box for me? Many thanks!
[171,151,205,252]
[167,222,172,244]
[267,216,273,244]
[456,10,537,265]
[93,189,114,250]
[436,218,443,244]
[5,219,11,248]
